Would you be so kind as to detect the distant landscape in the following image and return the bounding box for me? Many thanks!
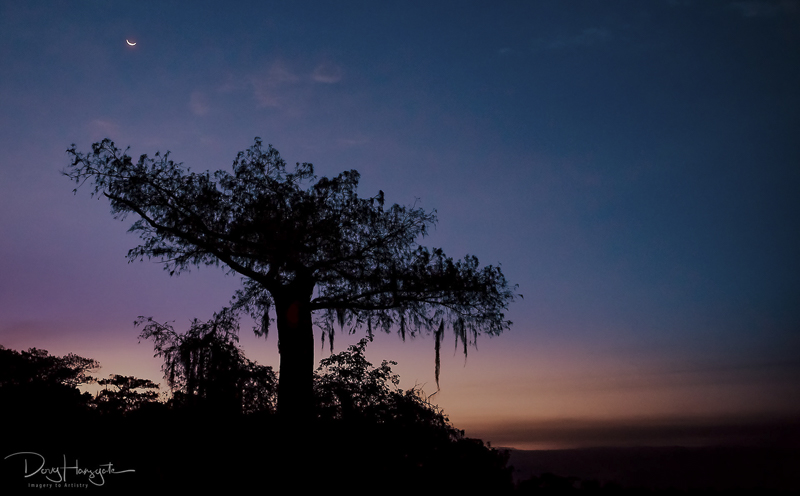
[507,446,800,493]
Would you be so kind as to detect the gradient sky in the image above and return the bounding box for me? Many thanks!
[1,1,799,449]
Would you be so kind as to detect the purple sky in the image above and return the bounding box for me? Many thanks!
[1,1,799,449]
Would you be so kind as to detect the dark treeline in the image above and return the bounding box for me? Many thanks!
[3,335,796,495]
[0,329,514,494]
[7,343,791,495]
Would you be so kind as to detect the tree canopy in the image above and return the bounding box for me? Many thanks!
[0,345,98,389]
[95,374,160,414]
[0,346,98,418]
[66,138,518,416]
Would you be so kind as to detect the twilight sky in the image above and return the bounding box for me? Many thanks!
[1,1,799,449]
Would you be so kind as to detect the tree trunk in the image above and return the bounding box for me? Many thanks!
[274,284,315,423]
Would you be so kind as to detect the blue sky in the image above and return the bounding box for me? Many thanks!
[1,0,798,448]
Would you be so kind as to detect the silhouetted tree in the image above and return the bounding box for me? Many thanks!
[314,337,400,421]
[314,337,463,440]
[311,338,514,492]
[94,374,160,414]
[66,138,518,419]
[0,346,98,417]
[137,308,277,415]
[237,357,278,415]
[0,346,98,388]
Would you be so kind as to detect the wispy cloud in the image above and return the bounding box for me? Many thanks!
[189,91,209,116]
[250,60,300,107]
[312,62,344,84]
[217,73,244,93]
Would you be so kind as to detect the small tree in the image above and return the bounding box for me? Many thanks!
[137,309,277,415]
[312,338,514,492]
[314,337,401,421]
[95,374,160,414]
[66,138,518,419]
[314,337,457,433]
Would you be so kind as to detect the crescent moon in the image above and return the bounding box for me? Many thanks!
[126,39,136,46]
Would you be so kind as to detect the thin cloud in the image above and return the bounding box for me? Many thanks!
[251,61,300,107]
[189,91,209,116]
[217,73,244,93]
[267,61,300,85]
[312,62,344,84]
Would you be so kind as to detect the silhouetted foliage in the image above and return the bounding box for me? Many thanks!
[66,138,519,417]
[308,337,514,492]
[314,337,457,433]
[314,337,401,421]
[3,341,796,494]
[0,345,97,418]
[0,345,98,388]
[0,340,513,493]
[94,374,160,414]
[137,308,277,415]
